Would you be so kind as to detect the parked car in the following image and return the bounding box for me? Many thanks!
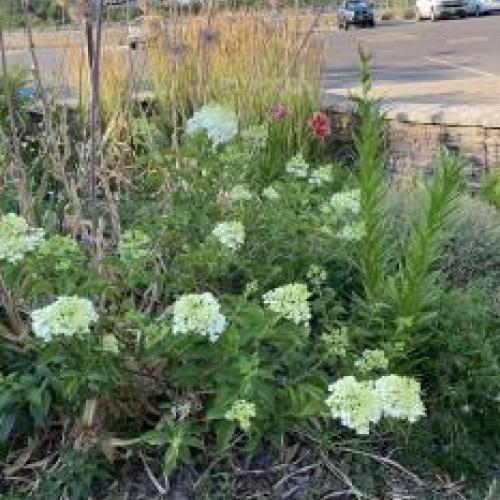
[474,0,500,13]
[337,0,376,29]
[416,0,468,20]
[466,0,483,14]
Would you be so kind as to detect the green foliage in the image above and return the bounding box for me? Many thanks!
[402,287,500,476]
[35,448,110,500]
[388,152,463,331]
[389,191,500,293]
[1,54,499,498]
[442,195,500,292]
[0,368,51,441]
[350,54,500,482]
[355,49,389,300]
[0,0,23,28]
[479,167,500,210]
[355,51,463,333]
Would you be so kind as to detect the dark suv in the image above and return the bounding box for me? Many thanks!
[337,0,376,29]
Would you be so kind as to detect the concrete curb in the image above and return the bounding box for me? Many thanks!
[324,92,500,129]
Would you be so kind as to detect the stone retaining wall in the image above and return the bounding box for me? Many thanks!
[327,100,500,183]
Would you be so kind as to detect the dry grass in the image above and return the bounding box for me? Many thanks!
[66,44,133,121]
[61,8,324,150]
[146,9,324,137]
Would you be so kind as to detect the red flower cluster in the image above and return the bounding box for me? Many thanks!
[308,111,331,140]
[268,104,289,122]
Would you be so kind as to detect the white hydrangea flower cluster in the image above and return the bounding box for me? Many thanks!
[329,189,361,215]
[102,334,120,354]
[228,184,253,202]
[326,375,426,435]
[309,164,333,186]
[355,349,389,374]
[31,296,98,341]
[186,104,238,147]
[119,229,152,262]
[262,283,311,326]
[326,376,381,435]
[375,375,426,422]
[306,264,327,286]
[212,221,245,250]
[172,292,226,342]
[0,213,44,264]
[262,186,280,200]
[285,153,309,178]
[225,399,256,431]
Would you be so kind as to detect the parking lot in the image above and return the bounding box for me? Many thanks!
[324,14,500,107]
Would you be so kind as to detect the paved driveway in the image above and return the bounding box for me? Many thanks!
[324,15,500,108]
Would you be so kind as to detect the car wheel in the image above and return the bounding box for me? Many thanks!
[368,19,375,27]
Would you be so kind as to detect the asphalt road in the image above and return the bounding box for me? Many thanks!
[323,14,500,107]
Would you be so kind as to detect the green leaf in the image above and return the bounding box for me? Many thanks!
[163,445,180,476]
[215,420,236,452]
[0,413,16,442]
[141,430,169,446]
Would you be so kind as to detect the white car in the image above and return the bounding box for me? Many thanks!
[478,0,500,12]
[416,0,468,19]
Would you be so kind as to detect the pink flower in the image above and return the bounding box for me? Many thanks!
[268,104,290,122]
[308,111,331,140]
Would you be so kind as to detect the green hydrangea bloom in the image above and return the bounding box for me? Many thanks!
[0,213,44,264]
[31,296,98,341]
[309,164,333,186]
[355,349,389,374]
[262,283,311,326]
[228,184,253,202]
[212,221,245,250]
[326,376,381,435]
[225,399,256,431]
[329,189,361,215]
[375,375,426,423]
[285,153,309,178]
[262,186,280,200]
[172,292,226,342]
